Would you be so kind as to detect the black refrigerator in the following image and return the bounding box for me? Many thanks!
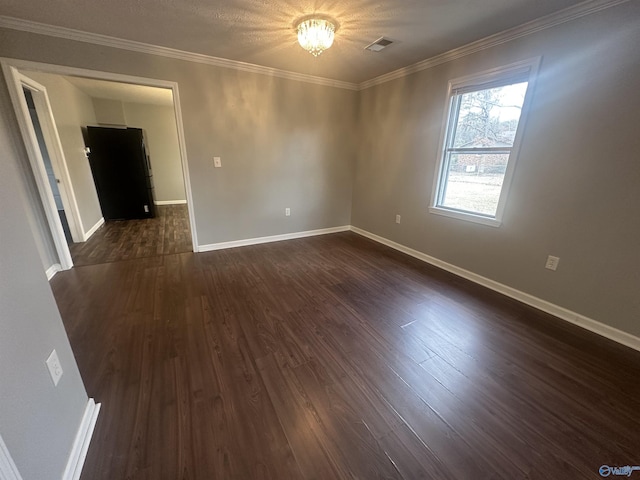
[86,126,156,220]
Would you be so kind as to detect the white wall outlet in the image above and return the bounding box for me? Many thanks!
[396,214,401,224]
[545,255,560,271]
[213,156,222,168]
[45,349,63,386]
[285,207,291,217]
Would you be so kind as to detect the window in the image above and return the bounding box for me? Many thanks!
[430,58,540,226]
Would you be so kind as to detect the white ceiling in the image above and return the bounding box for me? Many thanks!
[62,76,174,106]
[1,0,591,84]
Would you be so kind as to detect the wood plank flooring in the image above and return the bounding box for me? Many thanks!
[69,204,192,266]
[50,232,640,480]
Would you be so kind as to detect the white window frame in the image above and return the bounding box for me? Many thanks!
[429,57,541,227]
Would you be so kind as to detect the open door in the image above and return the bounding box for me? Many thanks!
[2,66,81,273]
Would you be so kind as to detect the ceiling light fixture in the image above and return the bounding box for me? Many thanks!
[296,18,335,57]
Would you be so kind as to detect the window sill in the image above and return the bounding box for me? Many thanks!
[428,206,502,227]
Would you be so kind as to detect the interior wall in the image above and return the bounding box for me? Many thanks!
[352,2,640,337]
[122,101,186,203]
[92,97,126,126]
[23,71,103,237]
[0,84,89,480]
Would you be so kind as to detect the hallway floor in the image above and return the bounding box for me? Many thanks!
[69,204,191,266]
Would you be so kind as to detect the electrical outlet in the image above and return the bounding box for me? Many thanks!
[213,157,222,168]
[285,208,291,217]
[545,255,560,271]
[395,214,401,224]
[46,350,63,386]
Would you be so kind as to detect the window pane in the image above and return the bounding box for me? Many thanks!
[440,153,510,216]
[452,82,528,148]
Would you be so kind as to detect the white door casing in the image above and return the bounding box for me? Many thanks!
[2,65,75,270]
[0,433,23,480]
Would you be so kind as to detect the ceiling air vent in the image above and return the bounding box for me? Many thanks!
[364,37,393,52]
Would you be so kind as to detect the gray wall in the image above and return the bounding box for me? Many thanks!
[92,97,126,126]
[122,102,186,203]
[353,2,640,336]
[0,82,89,479]
[24,71,103,237]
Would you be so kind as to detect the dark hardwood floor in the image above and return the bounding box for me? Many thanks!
[50,232,640,480]
[69,204,192,266]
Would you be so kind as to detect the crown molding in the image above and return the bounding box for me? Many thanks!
[358,0,631,90]
[0,0,629,92]
[0,16,360,91]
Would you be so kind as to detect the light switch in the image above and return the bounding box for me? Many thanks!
[214,157,222,168]
[46,349,63,386]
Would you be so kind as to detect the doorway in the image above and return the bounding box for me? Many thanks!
[2,60,199,275]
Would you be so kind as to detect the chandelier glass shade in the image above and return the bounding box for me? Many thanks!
[296,18,335,57]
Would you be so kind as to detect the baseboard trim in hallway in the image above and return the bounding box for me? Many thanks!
[154,200,187,205]
[350,225,640,353]
[46,263,62,280]
[83,218,105,242]
[63,399,100,480]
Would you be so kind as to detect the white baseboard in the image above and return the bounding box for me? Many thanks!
[154,200,187,205]
[46,263,62,280]
[62,398,101,480]
[0,434,22,480]
[83,217,105,242]
[350,226,640,352]
[198,225,351,252]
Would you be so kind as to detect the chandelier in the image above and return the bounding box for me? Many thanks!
[296,18,336,57]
